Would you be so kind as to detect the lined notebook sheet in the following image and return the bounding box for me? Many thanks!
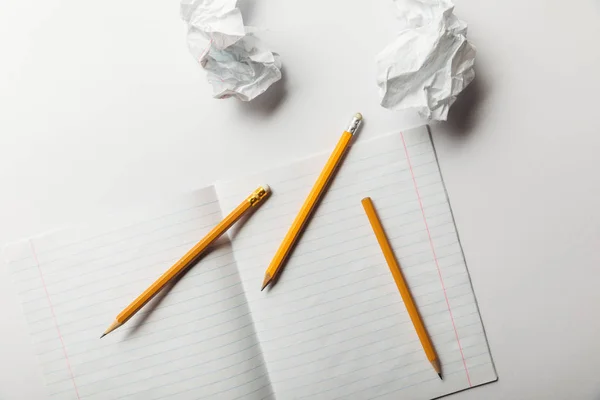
[4,127,496,400]
[216,127,497,399]
[3,187,273,400]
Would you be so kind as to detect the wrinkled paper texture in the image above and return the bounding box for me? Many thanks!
[181,0,282,101]
[377,0,476,121]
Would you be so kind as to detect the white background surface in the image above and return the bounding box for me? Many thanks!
[1,0,600,399]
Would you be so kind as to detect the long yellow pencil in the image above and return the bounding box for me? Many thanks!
[101,185,270,338]
[261,113,363,290]
[361,197,443,379]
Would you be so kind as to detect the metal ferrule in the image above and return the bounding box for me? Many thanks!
[248,186,269,207]
[347,113,363,135]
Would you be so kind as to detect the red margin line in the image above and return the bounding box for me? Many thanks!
[400,132,472,387]
[30,240,82,399]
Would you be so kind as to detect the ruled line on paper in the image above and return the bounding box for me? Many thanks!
[20,255,237,323]
[233,234,462,294]
[33,297,257,367]
[262,311,484,374]
[46,328,262,386]
[225,168,443,249]
[12,208,222,275]
[230,198,455,272]
[240,257,465,324]
[23,267,243,330]
[15,181,450,294]
[36,293,253,364]
[215,138,432,207]
[9,200,220,264]
[401,131,472,387]
[29,240,82,400]
[5,188,274,400]
[63,345,264,397]
[227,159,443,241]
[230,203,451,272]
[270,328,488,386]
[229,196,450,264]
[25,255,242,329]
[6,128,494,400]
[264,317,487,388]
[258,286,479,358]
[18,246,237,309]
[17,213,225,281]
[216,127,496,399]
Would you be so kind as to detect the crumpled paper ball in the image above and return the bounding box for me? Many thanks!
[377,0,476,121]
[181,0,282,101]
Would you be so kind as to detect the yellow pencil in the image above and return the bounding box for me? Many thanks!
[361,197,443,379]
[261,113,363,290]
[101,185,271,338]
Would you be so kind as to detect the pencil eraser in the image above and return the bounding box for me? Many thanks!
[261,184,270,193]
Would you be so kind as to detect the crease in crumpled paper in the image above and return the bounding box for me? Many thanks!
[181,0,282,101]
[377,0,476,121]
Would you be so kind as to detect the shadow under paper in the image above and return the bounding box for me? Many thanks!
[443,67,488,138]
[236,72,288,116]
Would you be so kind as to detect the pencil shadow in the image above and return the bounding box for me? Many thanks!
[264,228,305,290]
[263,147,354,291]
[123,243,225,338]
[124,273,187,338]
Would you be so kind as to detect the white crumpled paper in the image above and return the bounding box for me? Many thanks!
[181,0,282,101]
[376,0,476,121]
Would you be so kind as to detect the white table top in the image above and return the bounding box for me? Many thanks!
[2,0,600,399]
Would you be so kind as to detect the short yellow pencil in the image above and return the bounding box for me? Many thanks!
[261,114,363,290]
[361,197,443,379]
[101,185,271,338]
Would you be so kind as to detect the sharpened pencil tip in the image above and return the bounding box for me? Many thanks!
[101,320,122,338]
[261,274,272,291]
[438,373,443,380]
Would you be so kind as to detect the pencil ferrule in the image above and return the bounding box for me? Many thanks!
[248,186,269,206]
[347,113,363,135]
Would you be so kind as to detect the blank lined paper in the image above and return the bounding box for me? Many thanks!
[216,127,497,399]
[5,127,495,400]
[3,187,273,400]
